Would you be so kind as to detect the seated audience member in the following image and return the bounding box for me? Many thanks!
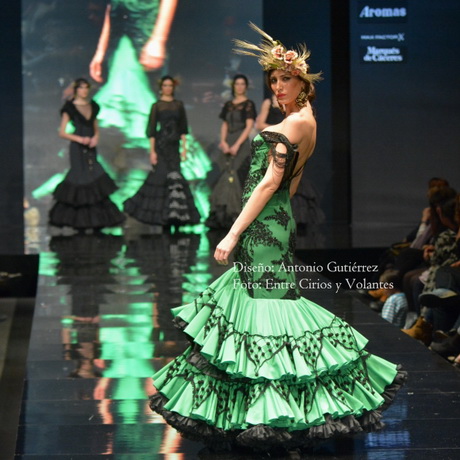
[430,324,460,361]
[405,177,450,248]
[380,270,408,328]
[403,194,460,345]
[368,178,451,303]
[402,186,457,314]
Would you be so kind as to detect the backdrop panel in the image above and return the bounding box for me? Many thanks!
[22,0,262,236]
[350,0,460,246]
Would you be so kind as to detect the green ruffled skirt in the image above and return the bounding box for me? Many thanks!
[150,267,407,450]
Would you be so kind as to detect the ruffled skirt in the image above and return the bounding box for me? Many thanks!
[150,268,407,450]
[124,166,200,226]
[49,172,125,229]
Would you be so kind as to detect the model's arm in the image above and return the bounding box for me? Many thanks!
[89,4,111,83]
[214,142,288,264]
[146,104,158,165]
[149,137,157,165]
[89,119,99,148]
[180,134,187,161]
[140,0,178,70]
[178,101,188,160]
[228,118,254,156]
[255,99,271,131]
[219,121,229,153]
[59,112,90,145]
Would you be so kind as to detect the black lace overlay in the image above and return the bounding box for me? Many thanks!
[264,207,290,230]
[260,131,300,188]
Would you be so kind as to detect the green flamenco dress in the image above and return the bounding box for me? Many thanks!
[149,131,407,450]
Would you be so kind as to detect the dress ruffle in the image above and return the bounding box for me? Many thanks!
[49,198,125,229]
[124,169,200,226]
[49,173,125,229]
[150,268,407,448]
[150,366,407,450]
[52,172,118,206]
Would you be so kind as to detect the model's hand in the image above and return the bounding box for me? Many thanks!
[140,38,166,70]
[89,136,98,148]
[150,151,158,166]
[228,144,240,156]
[89,54,104,83]
[214,232,239,265]
[80,136,91,146]
[219,140,230,153]
[181,148,187,162]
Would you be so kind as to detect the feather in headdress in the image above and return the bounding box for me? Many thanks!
[233,22,321,83]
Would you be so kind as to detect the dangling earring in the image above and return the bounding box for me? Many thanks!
[277,100,286,116]
[275,97,286,115]
[295,90,308,108]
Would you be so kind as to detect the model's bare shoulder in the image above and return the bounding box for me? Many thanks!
[282,110,315,145]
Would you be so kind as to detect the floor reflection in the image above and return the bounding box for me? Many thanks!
[19,231,208,456]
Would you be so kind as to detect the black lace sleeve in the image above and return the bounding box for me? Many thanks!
[219,101,231,121]
[260,131,300,186]
[146,103,158,138]
[177,100,188,135]
[244,100,257,121]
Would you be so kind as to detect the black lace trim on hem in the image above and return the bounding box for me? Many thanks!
[150,366,407,450]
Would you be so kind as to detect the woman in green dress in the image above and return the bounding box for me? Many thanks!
[89,0,177,148]
[149,24,407,452]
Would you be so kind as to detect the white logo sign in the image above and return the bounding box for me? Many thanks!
[362,46,404,62]
[360,33,405,42]
[359,6,407,18]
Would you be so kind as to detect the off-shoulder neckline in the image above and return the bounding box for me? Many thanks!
[258,130,298,150]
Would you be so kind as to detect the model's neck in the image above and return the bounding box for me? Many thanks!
[74,97,89,104]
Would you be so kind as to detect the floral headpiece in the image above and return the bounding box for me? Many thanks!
[233,23,321,84]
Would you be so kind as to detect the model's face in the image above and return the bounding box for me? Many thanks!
[76,83,90,99]
[233,78,247,96]
[269,70,304,106]
[161,80,175,96]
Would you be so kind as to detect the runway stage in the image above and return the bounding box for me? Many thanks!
[12,229,460,459]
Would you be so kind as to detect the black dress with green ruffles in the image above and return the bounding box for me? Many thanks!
[150,131,407,451]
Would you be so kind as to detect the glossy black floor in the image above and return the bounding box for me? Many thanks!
[14,224,460,459]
